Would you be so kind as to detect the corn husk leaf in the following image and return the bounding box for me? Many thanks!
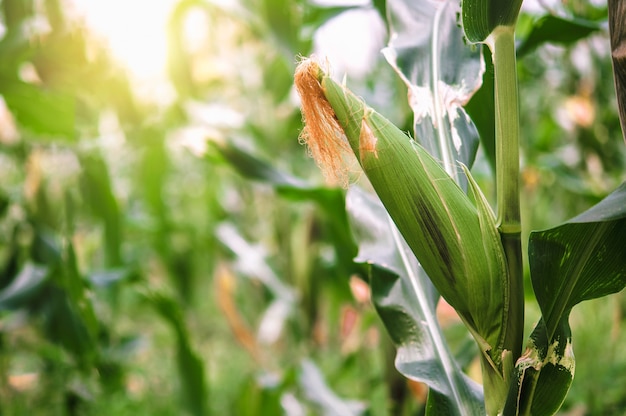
[310,65,509,368]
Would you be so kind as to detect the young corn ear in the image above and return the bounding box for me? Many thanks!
[295,58,511,373]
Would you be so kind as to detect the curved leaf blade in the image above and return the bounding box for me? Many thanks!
[383,0,482,183]
[0,78,75,140]
[210,138,357,270]
[299,359,366,416]
[0,262,48,310]
[461,0,523,43]
[209,139,307,188]
[529,182,626,339]
[145,291,208,416]
[517,15,601,57]
[514,183,626,414]
[346,186,484,415]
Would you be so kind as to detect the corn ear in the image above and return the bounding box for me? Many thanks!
[296,59,510,367]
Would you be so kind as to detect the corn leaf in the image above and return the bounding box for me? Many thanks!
[0,78,75,140]
[208,139,316,190]
[299,359,366,415]
[609,0,626,140]
[461,0,524,43]
[0,262,48,310]
[79,152,123,267]
[209,139,357,271]
[346,186,484,415]
[382,0,482,184]
[517,15,601,57]
[146,291,208,416]
[530,182,626,340]
[42,242,99,367]
[508,182,626,414]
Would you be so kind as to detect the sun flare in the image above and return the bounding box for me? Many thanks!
[75,0,175,79]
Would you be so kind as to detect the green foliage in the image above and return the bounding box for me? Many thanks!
[0,0,398,413]
[146,292,208,416]
[507,183,626,412]
[296,0,626,415]
[517,15,602,57]
[320,71,510,366]
[461,0,524,43]
[383,0,482,185]
[0,263,48,310]
[1,0,626,414]
[531,183,626,338]
[0,81,75,139]
[347,186,485,415]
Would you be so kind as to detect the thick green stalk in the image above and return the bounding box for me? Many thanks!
[489,25,523,361]
[490,29,521,235]
[484,26,524,413]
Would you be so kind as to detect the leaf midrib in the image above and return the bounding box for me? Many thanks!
[545,222,609,340]
[389,218,469,414]
[430,2,458,183]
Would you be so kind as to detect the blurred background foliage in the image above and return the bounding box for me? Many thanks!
[0,0,624,415]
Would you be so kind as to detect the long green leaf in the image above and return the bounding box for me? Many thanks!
[79,152,123,267]
[299,359,366,415]
[209,138,357,272]
[517,15,602,57]
[42,242,99,367]
[0,262,48,310]
[530,182,626,339]
[0,78,75,140]
[509,182,626,414]
[61,243,99,343]
[146,291,208,416]
[504,319,574,415]
[383,0,482,183]
[208,139,310,189]
[346,186,484,415]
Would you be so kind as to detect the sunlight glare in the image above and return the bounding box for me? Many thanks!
[74,0,176,79]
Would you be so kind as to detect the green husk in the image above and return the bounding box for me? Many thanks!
[296,60,511,383]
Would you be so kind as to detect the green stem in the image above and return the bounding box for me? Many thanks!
[484,26,525,414]
[490,28,521,234]
[488,26,523,359]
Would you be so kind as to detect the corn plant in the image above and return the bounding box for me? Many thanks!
[295,0,626,414]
